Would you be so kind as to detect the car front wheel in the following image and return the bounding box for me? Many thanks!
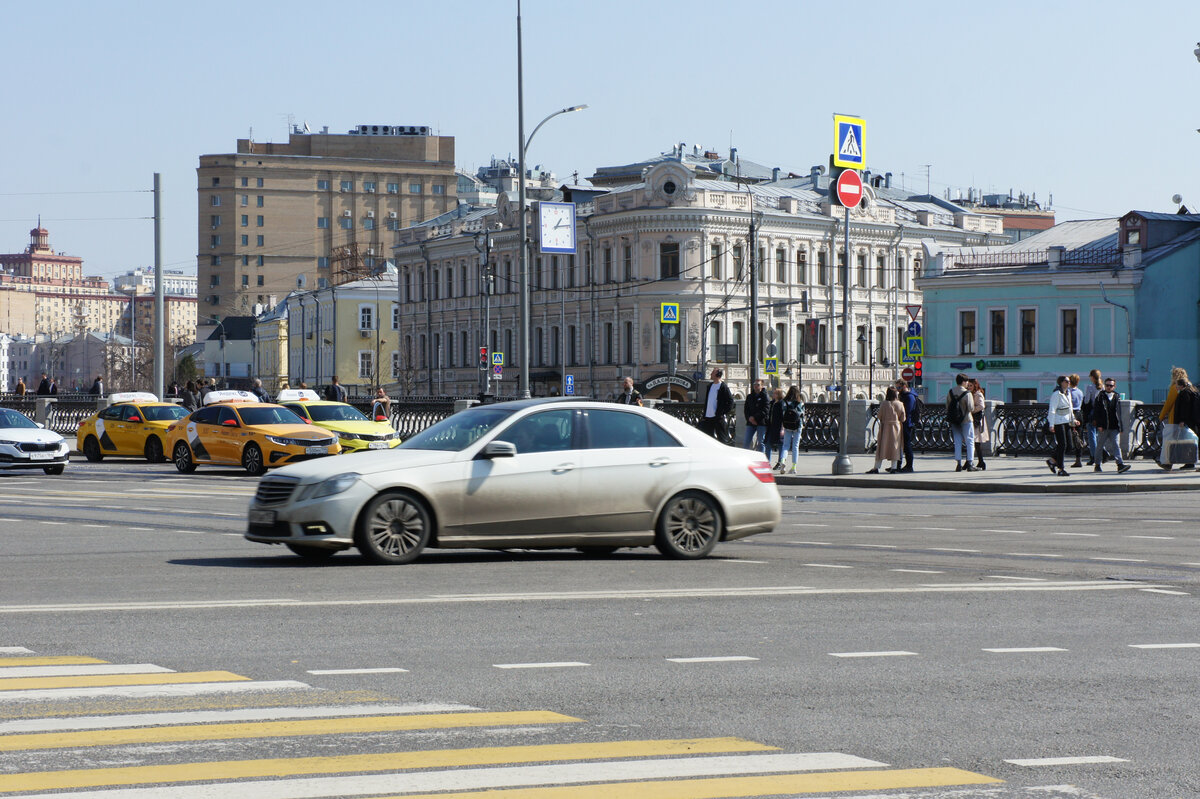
[172,441,196,473]
[355,491,431,565]
[655,491,721,559]
[242,443,265,476]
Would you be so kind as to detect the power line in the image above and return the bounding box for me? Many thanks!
[0,190,152,196]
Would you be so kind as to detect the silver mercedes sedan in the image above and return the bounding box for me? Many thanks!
[244,398,780,564]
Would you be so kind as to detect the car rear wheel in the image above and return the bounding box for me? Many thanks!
[242,443,265,476]
[172,441,196,473]
[355,491,431,565]
[655,491,721,559]
[82,436,103,462]
[285,543,339,561]
[144,436,165,463]
[43,465,65,475]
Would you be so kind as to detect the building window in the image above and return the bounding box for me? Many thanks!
[409,183,422,194]
[358,351,374,380]
[340,181,353,192]
[212,177,220,187]
[256,178,264,188]
[339,218,352,230]
[959,310,976,355]
[732,244,743,279]
[257,275,264,286]
[210,255,221,266]
[623,244,633,280]
[1125,228,1140,245]
[317,217,329,229]
[990,309,1006,355]
[363,181,376,193]
[446,266,454,298]
[624,321,634,364]
[710,242,722,279]
[775,248,787,283]
[432,184,445,195]
[604,323,614,364]
[210,274,220,287]
[818,323,828,364]
[242,254,249,266]
[210,235,221,247]
[241,235,249,246]
[567,254,576,288]
[392,351,401,378]
[256,196,264,207]
[256,215,264,227]
[797,250,808,283]
[709,321,722,362]
[318,256,330,269]
[256,235,264,247]
[210,214,222,228]
[210,195,221,207]
[241,274,249,287]
[1060,308,1078,354]
[359,305,374,331]
[856,325,867,363]
[732,321,744,363]
[431,269,439,300]
[256,255,264,266]
[877,254,886,287]
[1020,309,1036,355]
[818,250,829,285]
[391,303,400,330]
[856,253,867,287]
[568,325,577,365]
[318,179,330,190]
[386,218,399,231]
[240,215,248,227]
[363,218,375,230]
[387,182,399,194]
[659,242,680,280]
[241,195,248,207]
[603,247,613,282]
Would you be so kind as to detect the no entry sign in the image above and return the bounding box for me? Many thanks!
[901,366,915,382]
[836,169,863,208]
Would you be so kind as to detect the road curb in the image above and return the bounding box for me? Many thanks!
[777,475,1200,493]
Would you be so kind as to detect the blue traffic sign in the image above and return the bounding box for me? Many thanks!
[906,321,922,337]
[564,375,575,396]
[660,302,679,324]
[906,336,924,357]
[492,352,504,366]
[833,114,866,170]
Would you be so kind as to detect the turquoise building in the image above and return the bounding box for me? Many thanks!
[917,212,1200,404]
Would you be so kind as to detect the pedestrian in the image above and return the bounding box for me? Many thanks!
[970,380,989,470]
[1092,376,1132,473]
[895,379,918,473]
[614,377,642,406]
[181,380,199,411]
[1158,368,1199,470]
[1081,369,1103,465]
[764,387,786,470]
[250,378,270,403]
[326,375,348,403]
[869,386,905,474]
[1045,375,1076,477]
[698,368,734,443]
[779,385,804,474]
[88,375,104,397]
[946,373,976,472]
[371,387,392,421]
[198,379,212,403]
[48,377,58,395]
[1067,373,1086,468]
[168,381,181,398]
[743,379,769,452]
[14,377,26,396]
[36,373,51,396]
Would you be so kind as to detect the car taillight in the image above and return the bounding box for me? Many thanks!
[749,461,775,483]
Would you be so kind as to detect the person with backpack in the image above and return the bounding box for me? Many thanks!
[1158,368,1199,470]
[778,385,804,474]
[1091,376,1132,473]
[895,379,919,473]
[764,387,786,471]
[947,373,976,472]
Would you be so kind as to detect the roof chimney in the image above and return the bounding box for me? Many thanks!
[772,167,781,181]
[809,165,824,185]
[730,147,738,164]
[884,172,892,189]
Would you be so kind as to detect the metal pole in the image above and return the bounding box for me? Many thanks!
[833,204,852,474]
[560,254,566,393]
[516,0,530,399]
[129,290,135,390]
[749,215,759,387]
[153,173,164,398]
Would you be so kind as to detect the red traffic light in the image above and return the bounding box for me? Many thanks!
[914,360,923,377]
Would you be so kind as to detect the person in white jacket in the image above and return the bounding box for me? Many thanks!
[1046,375,1077,477]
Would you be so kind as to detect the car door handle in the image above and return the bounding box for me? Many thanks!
[650,458,673,466]
[551,463,576,473]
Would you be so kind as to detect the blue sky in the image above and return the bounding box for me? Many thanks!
[3,0,1199,280]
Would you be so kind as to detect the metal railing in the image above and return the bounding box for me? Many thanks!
[0,393,35,419]
[992,403,1053,456]
[46,400,99,435]
[1129,404,1165,460]
[800,403,840,451]
[653,403,738,445]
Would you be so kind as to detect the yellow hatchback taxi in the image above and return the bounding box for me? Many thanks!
[276,389,401,454]
[78,392,191,463]
[165,390,340,476]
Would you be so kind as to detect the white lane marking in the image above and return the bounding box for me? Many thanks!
[891,569,944,574]
[929,548,980,553]
[1091,557,1147,563]
[1129,643,1200,649]
[0,680,310,702]
[1184,563,1200,567]
[0,518,18,523]
[853,544,898,549]
[1055,532,1099,537]
[0,664,173,678]
[1126,535,1174,540]
[1020,516,1058,520]
[1006,755,1128,767]
[915,527,955,531]
[1007,553,1062,558]
[38,521,67,526]
[0,647,33,654]
[804,563,853,569]
[790,540,831,545]
[128,527,153,532]
[306,667,409,675]
[1142,519,1183,523]
[667,656,759,663]
[175,530,207,535]
[987,576,1046,582]
[82,524,110,529]
[791,523,830,528]
[0,703,478,734]
[720,559,769,564]
[854,525,894,530]
[983,529,1027,534]
[18,752,891,799]
[983,647,1067,653]
[492,662,590,669]
[830,651,917,658]
[1077,518,1106,522]
[1140,588,1190,596]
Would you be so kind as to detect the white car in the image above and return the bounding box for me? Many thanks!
[245,398,781,563]
[0,408,69,475]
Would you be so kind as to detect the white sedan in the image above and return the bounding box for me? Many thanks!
[0,408,69,475]
[245,398,781,563]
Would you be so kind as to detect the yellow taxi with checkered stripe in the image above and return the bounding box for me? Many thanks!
[164,390,340,476]
[276,389,400,454]
[77,392,191,463]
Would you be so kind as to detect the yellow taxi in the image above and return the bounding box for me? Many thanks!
[77,392,191,463]
[275,389,401,454]
[164,390,341,476]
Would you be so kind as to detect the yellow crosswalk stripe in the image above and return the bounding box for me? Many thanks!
[0,657,106,667]
[0,738,774,793]
[359,768,1004,799]
[0,671,248,691]
[0,710,581,751]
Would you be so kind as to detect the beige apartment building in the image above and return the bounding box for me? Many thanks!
[196,124,458,328]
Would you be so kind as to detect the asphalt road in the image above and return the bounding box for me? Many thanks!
[0,460,1197,798]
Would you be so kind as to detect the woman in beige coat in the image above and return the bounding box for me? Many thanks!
[971,380,989,470]
[869,387,906,474]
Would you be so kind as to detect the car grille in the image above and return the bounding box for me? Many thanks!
[255,477,299,505]
[356,432,393,442]
[18,442,59,452]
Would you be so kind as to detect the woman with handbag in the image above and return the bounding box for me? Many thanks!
[970,380,989,470]
[1046,376,1076,477]
[1157,367,1197,471]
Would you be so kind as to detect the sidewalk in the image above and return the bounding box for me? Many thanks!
[773,451,1199,494]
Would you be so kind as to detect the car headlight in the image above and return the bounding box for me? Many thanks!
[266,435,297,446]
[298,472,361,501]
[337,431,359,441]
[0,440,17,446]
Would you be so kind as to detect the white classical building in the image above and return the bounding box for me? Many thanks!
[389,150,1006,401]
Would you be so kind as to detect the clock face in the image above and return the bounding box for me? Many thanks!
[539,202,576,254]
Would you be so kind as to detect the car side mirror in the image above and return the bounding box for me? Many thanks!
[303,418,312,424]
[127,416,141,422]
[222,419,239,427]
[480,440,517,459]
[35,422,45,429]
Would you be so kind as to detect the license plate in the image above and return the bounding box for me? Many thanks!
[305,446,327,455]
[248,509,276,525]
[368,441,388,450]
[30,452,54,461]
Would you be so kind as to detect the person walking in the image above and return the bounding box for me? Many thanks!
[743,379,769,452]
[970,380,989,470]
[1092,376,1132,474]
[36,373,51,396]
[895,379,918,473]
[1067,374,1085,467]
[48,377,58,395]
[88,375,104,397]
[763,387,786,470]
[1082,369,1103,465]
[947,373,976,472]
[615,377,642,405]
[1046,375,1076,477]
[250,378,270,403]
[14,377,26,396]
[698,368,735,442]
[870,386,906,474]
[779,385,804,474]
[326,376,348,403]
[1158,367,1197,471]
[180,381,199,412]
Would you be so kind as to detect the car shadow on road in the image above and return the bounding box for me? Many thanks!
[168,548,699,569]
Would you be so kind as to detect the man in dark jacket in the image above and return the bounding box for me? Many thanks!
[743,379,770,452]
[699,368,735,443]
[326,376,348,403]
[895,379,918,472]
[88,376,104,396]
[1091,377,1131,473]
[36,373,51,396]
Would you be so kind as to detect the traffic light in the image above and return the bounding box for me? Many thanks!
[914,360,922,378]
[804,319,819,355]
[479,346,489,367]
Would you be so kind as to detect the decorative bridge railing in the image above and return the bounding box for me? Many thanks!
[1129,404,1164,460]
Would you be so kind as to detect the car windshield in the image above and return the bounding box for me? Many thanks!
[236,406,306,426]
[307,404,369,423]
[142,405,189,422]
[0,409,37,429]
[399,407,516,452]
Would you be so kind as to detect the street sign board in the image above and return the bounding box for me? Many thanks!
[833,114,866,170]
[765,343,777,358]
[899,345,914,365]
[493,365,503,376]
[764,358,778,375]
[906,304,922,321]
[906,321,921,337]
[835,169,863,208]
[660,302,679,323]
[906,336,924,357]
[901,366,915,382]
[492,352,504,366]
[564,375,575,396]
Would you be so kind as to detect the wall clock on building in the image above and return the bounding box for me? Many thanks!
[538,201,576,254]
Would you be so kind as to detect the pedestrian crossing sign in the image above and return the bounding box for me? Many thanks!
[899,345,914,365]
[905,336,923,357]
[660,302,680,324]
[832,114,866,170]
[492,352,505,366]
[764,358,778,375]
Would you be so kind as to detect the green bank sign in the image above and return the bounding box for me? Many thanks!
[976,359,1020,371]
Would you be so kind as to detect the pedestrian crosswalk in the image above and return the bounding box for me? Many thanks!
[0,646,1003,797]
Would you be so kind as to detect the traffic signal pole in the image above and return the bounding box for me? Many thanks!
[832,200,852,475]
